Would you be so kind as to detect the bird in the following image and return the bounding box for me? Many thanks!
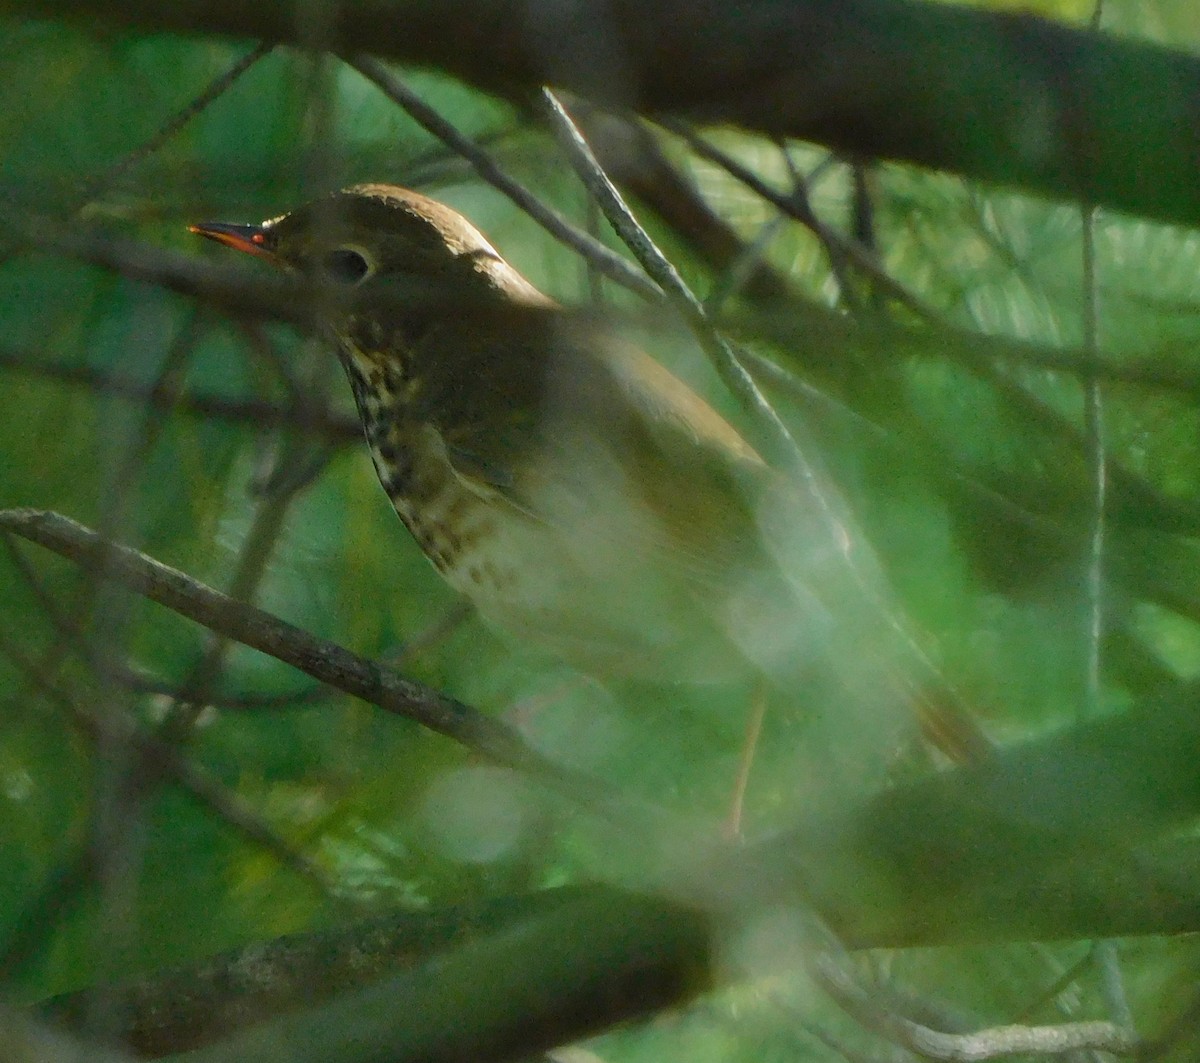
[190,184,917,818]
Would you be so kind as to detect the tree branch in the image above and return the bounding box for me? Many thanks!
[0,508,617,807]
[810,955,1139,1060]
[14,0,1200,227]
[0,346,361,441]
[44,887,644,1058]
[75,886,709,1063]
[10,509,1200,950]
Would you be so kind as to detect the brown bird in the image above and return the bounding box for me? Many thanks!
[191,184,915,816]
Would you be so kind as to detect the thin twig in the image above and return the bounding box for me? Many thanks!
[0,346,361,440]
[811,955,1139,1060]
[6,530,326,712]
[539,89,803,473]
[153,433,317,745]
[661,118,930,321]
[69,314,213,1000]
[81,43,275,205]
[0,629,347,981]
[702,215,785,315]
[1080,207,1107,725]
[382,598,474,671]
[347,56,660,301]
[1013,954,1092,1023]
[1078,29,1132,1013]
[0,43,274,275]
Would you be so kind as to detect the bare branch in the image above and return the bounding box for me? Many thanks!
[564,108,794,302]
[811,955,1140,1060]
[0,508,617,806]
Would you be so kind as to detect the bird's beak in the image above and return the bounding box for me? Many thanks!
[188,221,276,261]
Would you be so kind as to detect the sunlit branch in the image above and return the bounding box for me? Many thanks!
[541,90,807,480]
[810,955,1139,1059]
[563,107,793,303]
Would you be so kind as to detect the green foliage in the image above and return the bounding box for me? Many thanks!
[2,3,1200,1059]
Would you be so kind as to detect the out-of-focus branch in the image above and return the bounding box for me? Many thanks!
[44,887,630,1057]
[14,0,1200,228]
[0,1007,132,1063]
[53,886,710,1063]
[9,512,1200,947]
[28,225,315,323]
[0,346,361,440]
[30,811,1200,1056]
[0,628,345,984]
[731,299,1200,538]
[658,117,929,317]
[36,209,1200,403]
[348,56,660,301]
[81,43,275,203]
[23,221,1200,648]
[723,687,1200,947]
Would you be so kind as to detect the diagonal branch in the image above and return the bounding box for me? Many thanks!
[347,56,660,301]
[0,508,618,807]
[54,885,711,1063]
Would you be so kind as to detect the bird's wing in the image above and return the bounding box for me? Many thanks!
[414,310,781,595]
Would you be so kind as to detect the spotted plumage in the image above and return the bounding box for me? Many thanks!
[190,185,918,801]
[337,334,502,590]
[191,184,852,681]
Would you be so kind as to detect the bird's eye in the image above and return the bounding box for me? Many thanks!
[319,247,371,284]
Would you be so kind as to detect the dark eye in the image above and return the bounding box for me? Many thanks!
[319,247,370,284]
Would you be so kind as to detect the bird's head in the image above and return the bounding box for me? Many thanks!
[190,183,547,309]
